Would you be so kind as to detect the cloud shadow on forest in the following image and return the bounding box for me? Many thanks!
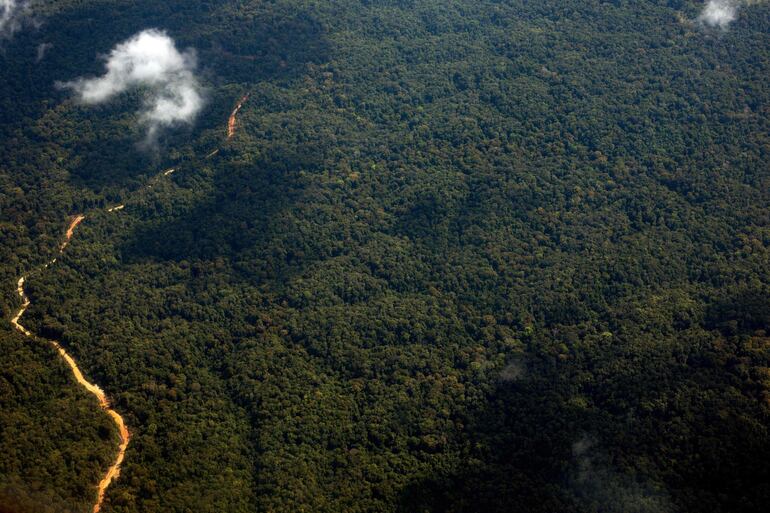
[397,311,770,513]
[396,356,590,513]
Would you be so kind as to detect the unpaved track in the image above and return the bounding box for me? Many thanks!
[11,215,130,513]
[227,94,250,139]
[9,94,247,512]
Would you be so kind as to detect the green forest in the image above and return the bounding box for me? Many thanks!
[1,1,769,512]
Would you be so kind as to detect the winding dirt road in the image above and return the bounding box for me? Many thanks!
[9,94,248,512]
[11,216,130,513]
[227,94,250,139]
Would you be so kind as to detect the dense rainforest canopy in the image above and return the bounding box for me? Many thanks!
[0,1,769,512]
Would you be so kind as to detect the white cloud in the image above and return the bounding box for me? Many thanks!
[699,0,739,28]
[35,41,52,62]
[0,0,29,39]
[63,29,203,141]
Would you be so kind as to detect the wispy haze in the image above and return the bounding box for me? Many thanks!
[571,436,673,513]
[0,0,28,39]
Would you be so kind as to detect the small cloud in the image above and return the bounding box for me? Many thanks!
[61,29,204,142]
[572,436,592,458]
[499,360,526,382]
[571,435,673,513]
[0,0,30,39]
[698,0,739,28]
[35,41,51,62]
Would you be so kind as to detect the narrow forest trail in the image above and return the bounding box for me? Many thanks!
[11,215,130,513]
[8,94,249,512]
[227,94,250,139]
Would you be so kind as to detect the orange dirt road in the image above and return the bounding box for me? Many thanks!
[8,103,238,511]
[11,215,130,513]
[227,94,250,139]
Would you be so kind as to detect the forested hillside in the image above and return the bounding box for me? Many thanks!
[1,1,769,512]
